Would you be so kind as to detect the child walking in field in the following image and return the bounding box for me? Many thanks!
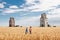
[29,26,32,34]
[25,27,28,34]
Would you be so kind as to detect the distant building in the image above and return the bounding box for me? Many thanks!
[15,25,20,27]
[40,13,48,27]
[53,26,56,27]
[9,17,15,27]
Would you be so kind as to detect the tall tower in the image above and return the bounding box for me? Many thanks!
[40,13,48,27]
[9,17,15,27]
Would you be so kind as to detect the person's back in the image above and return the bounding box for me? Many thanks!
[25,27,28,34]
[29,26,32,34]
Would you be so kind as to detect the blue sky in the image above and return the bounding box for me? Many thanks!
[0,0,60,26]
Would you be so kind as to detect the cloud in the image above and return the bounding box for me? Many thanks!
[1,8,30,15]
[47,8,60,18]
[9,5,19,8]
[2,0,60,15]
[1,0,60,14]
[0,3,4,8]
[26,0,35,4]
[47,8,60,26]
[21,0,60,12]
[26,0,40,4]
[0,2,7,8]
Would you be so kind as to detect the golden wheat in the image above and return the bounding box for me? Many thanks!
[0,27,60,40]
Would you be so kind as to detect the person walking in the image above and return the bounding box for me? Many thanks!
[25,27,28,34]
[29,26,32,34]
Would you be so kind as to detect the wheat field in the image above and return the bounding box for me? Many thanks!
[0,27,60,40]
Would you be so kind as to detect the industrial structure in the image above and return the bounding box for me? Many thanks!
[40,13,48,27]
[9,17,15,27]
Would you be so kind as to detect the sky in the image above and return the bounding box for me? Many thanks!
[0,0,60,26]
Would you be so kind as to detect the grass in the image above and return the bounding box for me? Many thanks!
[0,27,60,40]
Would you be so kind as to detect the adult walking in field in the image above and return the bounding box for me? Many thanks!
[29,26,32,34]
[25,27,28,34]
